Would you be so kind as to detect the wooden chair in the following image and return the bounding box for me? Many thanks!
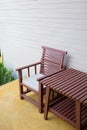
[16,46,67,113]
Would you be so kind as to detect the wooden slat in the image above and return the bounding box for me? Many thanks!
[83,100,87,104]
[49,98,87,128]
[54,72,87,91]
[71,86,87,99]
[79,94,87,103]
[41,46,67,74]
[49,98,75,126]
[41,69,82,86]
[59,81,87,98]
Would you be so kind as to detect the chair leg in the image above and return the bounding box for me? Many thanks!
[19,85,24,99]
[39,82,44,113]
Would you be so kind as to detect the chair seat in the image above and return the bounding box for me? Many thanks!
[22,73,44,91]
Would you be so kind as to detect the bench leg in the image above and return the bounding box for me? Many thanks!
[76,101,81,130]
[44,86,50,120]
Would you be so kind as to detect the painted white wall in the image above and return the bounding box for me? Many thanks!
[0,0,87,75]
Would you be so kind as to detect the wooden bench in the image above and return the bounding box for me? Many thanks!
[40,68,87,130]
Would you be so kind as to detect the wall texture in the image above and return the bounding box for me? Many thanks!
[0,0,87,72]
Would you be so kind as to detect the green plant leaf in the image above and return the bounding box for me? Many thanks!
[0,61,14,85]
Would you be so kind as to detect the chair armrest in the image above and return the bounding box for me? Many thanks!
[37,69,64,82]
[16,61,41,80]
[16,61,41,71]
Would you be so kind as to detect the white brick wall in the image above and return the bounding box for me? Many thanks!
[0,0,87,72]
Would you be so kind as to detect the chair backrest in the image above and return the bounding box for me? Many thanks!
[40,46,67,75]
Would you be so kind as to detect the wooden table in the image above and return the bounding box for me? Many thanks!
[40,68,87,130]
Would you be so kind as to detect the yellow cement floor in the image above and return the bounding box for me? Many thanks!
[0,80,87,130]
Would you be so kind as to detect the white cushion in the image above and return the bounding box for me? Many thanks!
[22,73,44,91]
